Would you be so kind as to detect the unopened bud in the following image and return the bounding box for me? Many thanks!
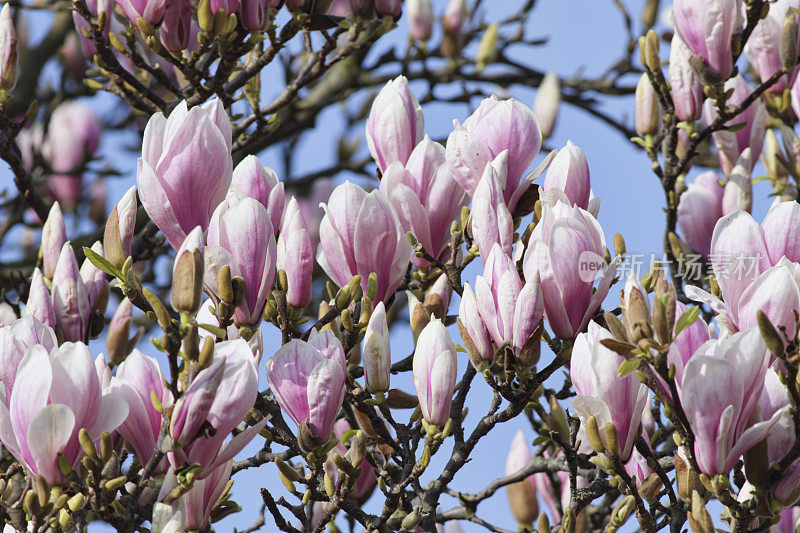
[758,310,786,357]
[171,228,204,315]
[781,11,799,70]
[635,73,661,136]
[534,71,560,139]
[67,493,85,512]
[475,23,499,72]
[217,265,234,304]
[336,286,352,310]
[79,428,98,461]
[586,416,605,453]
[0,5,17,91]
[401,509,421,530]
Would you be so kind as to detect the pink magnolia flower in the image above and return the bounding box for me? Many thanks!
[745,0,800,94]
[0,342,128,485]
[109,350,173,471]
[672,0,743,81]
[267,330,347,442]
[138,99,232,250]
[505,430,539,524]
[541,141,593,212]
[677,171,724,258]
[44,102,102,207]
[51,242,91,343]
[571,321,648,461]
[522,200,618,339]
[471,244,542,363]
[413,319,457,426]
[363,302,391,394]
[380,136,465,268]
[155,460,233,531]
[239,0,280,32]
[317,182,412,304]
[24,270,55,330]
[277,198,314,309]
[668,34,704,122]
[447,96,542,208]
[703,75,766,177]
[206,193,277,325]
[41,202,66,280]
[679,328,785,476]
[115,0,167,24]
[0,4,16,90]
[160,0,191,54]
[458,283,493,366]
[721,149,753,215]
[169,339,263,476]
[686,202,800,335]
[231,155,285,234]
[366,76,424,172]
[534,72,561,140]
[406,0,433,41]
[470,151,514,262]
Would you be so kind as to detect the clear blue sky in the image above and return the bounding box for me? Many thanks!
[1,0,765,531]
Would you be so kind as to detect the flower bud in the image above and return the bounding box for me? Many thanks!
[0,4,17,91]
[669,34,704,122]
[635,73,661,136]
[673,0,741,81]
[103,186,137,270]
[107,298,136,365]
[171,226,205,315]
[423,273,452,319]
[267,330,347,443]
[41,202,67,280]
[475,23,499,72]
[412,319,457,426]
[781,10,800,70]
[542,141,591,211]
[533,71,560,139]
[277,198,313,309]
[407,0,433,41]
[441,0,467,58]
[374,0,401,18]
[721,148,753,215]
[363,302,391,394]
[505,431,539,525]
[366,77,424,172]
[160,0,191,53]
[25,268,54,328]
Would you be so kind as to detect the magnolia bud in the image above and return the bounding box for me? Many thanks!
[107,298,135,365]
[41,202,67,280]
[781,11,799,70]
[0,5,17,91]
[363,302,391,394]
[407,291,430,340]
[635,73,661,136]
[407,0,433,41]
[103,186,137,270]
[374,0,401,18]
[171,227,205,315]
[475,23,499,72]
[534,71,560,139]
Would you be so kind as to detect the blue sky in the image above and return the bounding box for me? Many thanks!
[0,0,768,531]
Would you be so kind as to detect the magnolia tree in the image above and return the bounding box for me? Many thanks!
[4,0,800,531]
